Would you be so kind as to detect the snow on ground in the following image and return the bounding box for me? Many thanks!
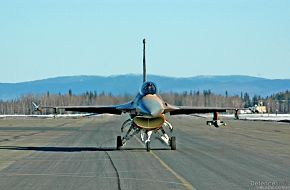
[0,114,95,119]
[192,113,290,123]
[1,113,290,123]
[237,114,290,122]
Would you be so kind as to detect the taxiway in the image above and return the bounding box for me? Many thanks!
[0,115,289,190]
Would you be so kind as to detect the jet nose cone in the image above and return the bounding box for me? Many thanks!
[138,95,164,117]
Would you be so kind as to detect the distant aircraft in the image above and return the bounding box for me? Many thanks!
[33,39,241,151]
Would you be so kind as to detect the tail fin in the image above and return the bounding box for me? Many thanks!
[143,38,146,83]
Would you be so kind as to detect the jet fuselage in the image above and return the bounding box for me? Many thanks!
[131,81,166,130]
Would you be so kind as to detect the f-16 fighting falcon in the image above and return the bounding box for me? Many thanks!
[33,39,241,151]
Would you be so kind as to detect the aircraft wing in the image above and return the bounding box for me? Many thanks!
[35,101,134,115]
[58,101,134,114]
[57,106,123,114]
[164,104,240,115]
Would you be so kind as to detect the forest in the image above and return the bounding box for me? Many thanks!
[0,90,289,115]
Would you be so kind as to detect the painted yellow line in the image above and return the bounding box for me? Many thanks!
[135,136,195,189]
[150,151,195,190]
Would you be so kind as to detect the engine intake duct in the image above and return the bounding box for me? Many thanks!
[133,116,165,130]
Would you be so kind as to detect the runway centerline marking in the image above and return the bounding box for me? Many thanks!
[150,151,195,190]
[135,136,195,190]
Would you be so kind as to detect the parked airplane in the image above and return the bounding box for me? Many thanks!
[33,39,241,151]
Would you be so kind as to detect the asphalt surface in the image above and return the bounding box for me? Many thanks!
[0,115,289,190]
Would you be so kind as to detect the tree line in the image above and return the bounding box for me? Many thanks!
[0,90,289,115]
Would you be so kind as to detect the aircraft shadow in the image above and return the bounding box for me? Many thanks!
[0,146,170,152]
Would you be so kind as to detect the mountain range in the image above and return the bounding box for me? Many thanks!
[1,75,290,100]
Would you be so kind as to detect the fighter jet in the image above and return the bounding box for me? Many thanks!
[33,39,241,151]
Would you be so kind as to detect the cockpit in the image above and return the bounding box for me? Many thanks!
[140,81,158,95]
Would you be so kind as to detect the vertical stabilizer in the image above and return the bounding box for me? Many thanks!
[143,38,146,83]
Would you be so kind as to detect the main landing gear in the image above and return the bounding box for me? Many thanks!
[116,133,176,151]
[116,136,122,150]
[170,136,176,150]
[116,119,177,151]
[142,134,176,151]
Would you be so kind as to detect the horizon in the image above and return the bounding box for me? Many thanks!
[1,1,290,82]
[1,74,290,84]
[1,74,290,101]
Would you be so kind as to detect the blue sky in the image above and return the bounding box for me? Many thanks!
[1,0,290,82]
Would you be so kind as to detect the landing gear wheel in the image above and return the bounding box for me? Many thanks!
[116,136,122,150]
[170,136,176,150]
[146,141,150,152]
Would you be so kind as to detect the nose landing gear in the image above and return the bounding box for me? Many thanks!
[170,136,176,150]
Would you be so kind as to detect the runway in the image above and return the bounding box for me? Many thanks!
[0,115,289,190]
